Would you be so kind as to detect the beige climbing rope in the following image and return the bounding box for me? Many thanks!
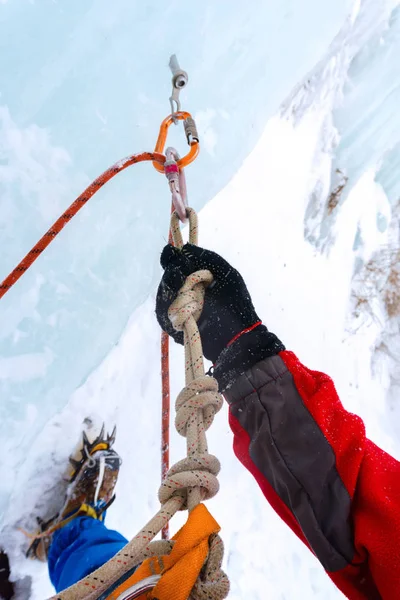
[48,208,229,600]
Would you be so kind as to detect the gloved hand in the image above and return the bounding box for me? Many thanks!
[156,243,260,363]
[156,244,284,391]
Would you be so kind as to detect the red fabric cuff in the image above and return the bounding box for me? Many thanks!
[226,321,262,348]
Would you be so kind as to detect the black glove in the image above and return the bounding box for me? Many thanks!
[156,244,284,391]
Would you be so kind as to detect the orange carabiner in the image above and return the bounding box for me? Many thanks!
[153,111,199,173]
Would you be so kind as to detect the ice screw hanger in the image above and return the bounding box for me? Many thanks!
[169,54,188,122]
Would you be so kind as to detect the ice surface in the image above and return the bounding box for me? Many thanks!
[0,0,353,522]
[282,0,400,248]
[1,0,400,598]
[5,111,397,600]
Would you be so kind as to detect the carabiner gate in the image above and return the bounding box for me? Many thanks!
[115,574,161,599]
[152,111,199,174]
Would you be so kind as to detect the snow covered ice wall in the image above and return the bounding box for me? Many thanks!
[281,0,400,441]
[282,0,400,248]
[0,0,353,520]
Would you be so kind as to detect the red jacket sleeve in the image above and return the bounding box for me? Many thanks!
[224,350,400,600]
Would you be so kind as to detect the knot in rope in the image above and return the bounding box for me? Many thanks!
[168,269,213,332]
[191,534,230,600]
[159,269,224,512]
[158,451,221,508]
[175,376,222,437]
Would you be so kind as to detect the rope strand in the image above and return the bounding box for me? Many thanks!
[47,208,229,600]
[0,152,165,300]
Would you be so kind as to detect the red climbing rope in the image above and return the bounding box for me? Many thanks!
[155,122,194,541]
[0,111,198,300]
[161,329,171,540]
[0,151,165,299]
[161,207,175,541]
[0,106,199,547]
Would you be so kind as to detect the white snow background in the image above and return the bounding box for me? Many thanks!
[1,0,400,598]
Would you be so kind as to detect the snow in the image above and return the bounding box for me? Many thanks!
[292,0,400,249]
[1,0,400,598]
[2,107,397,600]
[0,1,354,520]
